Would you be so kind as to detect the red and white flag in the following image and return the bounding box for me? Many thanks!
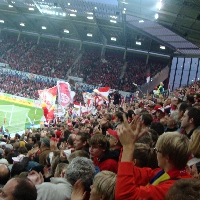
[82,92,93,111]
[73,102,88,116]
[93,87,110,102]
[57,81,75,108]
[146,73,150,83]
[38,86,57,122]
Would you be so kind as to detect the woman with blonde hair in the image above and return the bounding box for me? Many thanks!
[90,170,116,200]
[115,114,192,200]
[188,129,200,173]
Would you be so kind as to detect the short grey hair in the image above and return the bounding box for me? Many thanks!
[171,111,179,124]
[66,157,95,186]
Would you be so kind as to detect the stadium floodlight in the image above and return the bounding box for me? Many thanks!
[87,33,92,37]
[87,16,93,20]
[63,13,66,16]
[70,14,76,17]
[155,13,159,19]
[160,45,165,49]
[111,37,116,41]
[0,20,4,23]
[136,41,141,45]
[139,20,144,23]
[9,5,13,7]
[64,29,69,33]
[68,3,70,5]
[42,26,46,29]
[70,9,77,12]
[110,15,118,19]
[94,7,97,10]
[156,1,162,10]
[20,23,25,26]
[29,8,34,11]
[110,20,117,23]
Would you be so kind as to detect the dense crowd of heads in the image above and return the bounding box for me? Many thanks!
[0,32,200,200]
[0,80,200,199]
[0,33,167,94]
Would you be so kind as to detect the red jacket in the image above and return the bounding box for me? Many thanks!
[115,162,191,200]
[93,150,119,173]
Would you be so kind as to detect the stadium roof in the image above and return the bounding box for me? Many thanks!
[0,0,199,57]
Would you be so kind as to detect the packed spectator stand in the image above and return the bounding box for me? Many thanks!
[0,79,200,199]
[0,70,55,99]
[0,33,79,80]
[86,50,124,89]
[1,33,200,200]
[0,33,168,96]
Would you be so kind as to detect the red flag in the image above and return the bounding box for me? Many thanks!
[38,86,57,122]
[93,87,110,102]
[57,81,75,108]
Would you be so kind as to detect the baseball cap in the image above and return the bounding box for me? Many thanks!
[152,105,165,114]
[107,129,119,142]
[41,137,50,147]
[5,144,13,150]
[0,142,6,146]
[50,137,59,142]
[0,158,9,165]
[12,154,25,162]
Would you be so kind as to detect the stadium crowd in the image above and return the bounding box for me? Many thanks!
[0,33,167,92]
[86,51,124,89]
[0,70,55,99]
[70,48,101,81]
[0,79,200,200]
[0,34,79,80]
[120,57,167,92]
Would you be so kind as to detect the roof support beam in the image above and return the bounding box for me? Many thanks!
[126,23,176,51]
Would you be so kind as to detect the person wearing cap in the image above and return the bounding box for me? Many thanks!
[5,144,13,151]
[89,134,119,173]
[39,138,51,166]
[106,129,122,154]
[152,105,165,122]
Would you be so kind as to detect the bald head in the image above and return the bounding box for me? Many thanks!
[0,164,10,185]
